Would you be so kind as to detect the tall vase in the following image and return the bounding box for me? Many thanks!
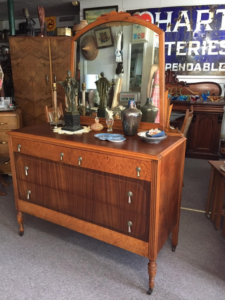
[140,98,159,123]
[121,100,142,136]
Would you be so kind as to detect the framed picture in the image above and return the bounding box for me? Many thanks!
[94,27,114,49]
[132,24,149,43]
[83,6,118,24]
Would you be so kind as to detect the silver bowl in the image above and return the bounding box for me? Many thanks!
[137,131,167,144]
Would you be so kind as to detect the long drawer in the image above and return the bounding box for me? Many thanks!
[18,180,149,241]
[15,153,150,215]
[0,115,19,130]
[12,138,151,181]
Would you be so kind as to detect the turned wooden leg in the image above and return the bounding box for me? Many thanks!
[147,260,157,295]
[17,211,24,236]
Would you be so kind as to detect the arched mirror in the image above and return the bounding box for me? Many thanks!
[71,11,166,129]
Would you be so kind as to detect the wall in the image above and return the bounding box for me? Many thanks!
[79,0,225,17]
[1,16,79,32]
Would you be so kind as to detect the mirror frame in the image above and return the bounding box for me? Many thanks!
[71,11,166,131]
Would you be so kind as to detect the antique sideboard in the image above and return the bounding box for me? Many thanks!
[7,124,186,294]
[172,101,224,160]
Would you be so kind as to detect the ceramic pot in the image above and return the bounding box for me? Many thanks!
[121,100,142,136]
[140,98,158,122]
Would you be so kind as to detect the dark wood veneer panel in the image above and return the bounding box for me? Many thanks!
[15,153,150,215]
[18,179,149,241]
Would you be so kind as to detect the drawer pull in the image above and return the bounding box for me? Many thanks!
[27,190,31,200]
[127,191,133,204]
[18,144,21,152]
[78,156,82,166]
[127,221,133,233]
[0,122,7,125]
[0,141,7,144]
[24,166,29,176]
[60,153,64,161]
[136,167,141,177]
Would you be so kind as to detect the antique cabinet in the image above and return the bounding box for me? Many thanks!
[172,101,224,160]
[9,37,72,127]
[8,12,186,295]
[0,108,22,174]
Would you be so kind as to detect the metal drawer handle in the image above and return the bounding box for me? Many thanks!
[78,156,82,166]
[27,190,31,200]
[46,75,49,84]
[0,141,7,144]
[0,122,7,125]
[127,221,133,233]
[24,166,29,176]
[136,167,141,177]
[18,144,21,152]
[60,153,64,161]
[127,191,133,204]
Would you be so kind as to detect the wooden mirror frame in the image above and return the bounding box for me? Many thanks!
[71,11,167,131]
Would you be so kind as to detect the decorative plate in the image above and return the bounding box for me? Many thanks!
[107,136,126,142]
[138,131,167,144]
[94,133,124,140]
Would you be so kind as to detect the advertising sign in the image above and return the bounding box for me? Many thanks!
[127,5,225,75]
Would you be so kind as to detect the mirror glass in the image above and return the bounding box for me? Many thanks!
[74,21,160,123]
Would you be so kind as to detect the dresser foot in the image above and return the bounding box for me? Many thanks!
[172,245,176,252]
[148,260,157,294]
[17,211,24,236]
[147,288,153,295]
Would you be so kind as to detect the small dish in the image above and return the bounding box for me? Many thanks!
[138,131,167,144]
[146,130,165,137]
[107,136,126,142]
[94,133,124,140]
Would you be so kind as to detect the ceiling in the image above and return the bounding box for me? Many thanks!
[0,0,81,21]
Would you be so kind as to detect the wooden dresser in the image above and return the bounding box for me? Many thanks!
[0,108,22,174]
[7,123,186,293]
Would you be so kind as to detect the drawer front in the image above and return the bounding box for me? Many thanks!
[14,153,150,215]
[0,131,9,155]
[12,138,151,181]
[18,180,149,241]
[17,180,94,223]
[0,161,11,174]
[0,115,18,129]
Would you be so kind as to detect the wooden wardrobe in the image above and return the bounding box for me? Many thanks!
[9,36,72,127]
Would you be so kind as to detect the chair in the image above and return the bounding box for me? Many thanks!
[0,156,10,196]
[180,105,193,137]
[45,103,64,123]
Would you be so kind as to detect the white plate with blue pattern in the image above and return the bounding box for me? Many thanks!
[94,133,124,141]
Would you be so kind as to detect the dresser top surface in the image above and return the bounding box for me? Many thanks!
[8,123,185,160]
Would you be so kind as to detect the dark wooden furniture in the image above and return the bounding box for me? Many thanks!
[165,70,222,96]
[172,102,224,160]
[9,37,72,127]
[0,108,22,174]
[8,123,186,294]
[206,161,225,234]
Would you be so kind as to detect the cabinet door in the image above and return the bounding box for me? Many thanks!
[49,37,72,108]
[10,37,52,126]
[188,112,221,157]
